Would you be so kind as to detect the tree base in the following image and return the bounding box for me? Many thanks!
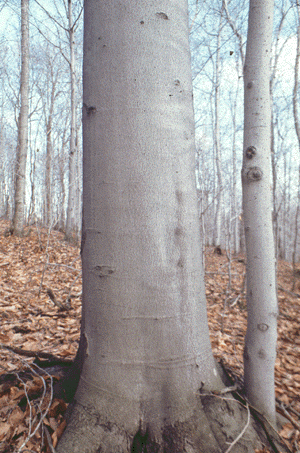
[56,391,290,453]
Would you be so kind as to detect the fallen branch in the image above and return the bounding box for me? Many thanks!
[278,285,300,299]
[46,288,69,310]
[0,343,73,364]
[278,402,300,431]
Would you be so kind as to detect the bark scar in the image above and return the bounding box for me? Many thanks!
[155,12,168,20]
[83,103,97,115]
[257,323,269,331]
[93,265,115,277]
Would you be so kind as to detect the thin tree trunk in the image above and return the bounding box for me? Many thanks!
[231,68,240,254]
[293,3,300,145]
[242,0,277,426]
[292,169,300,290]
[292,1,300,276]
[12,0,29,236]
[65,0,77,241]
[45,104,53,226]
[213,12,223,248]
[222,0,244,254]
[27,146,36,224]
[222,0,245,66]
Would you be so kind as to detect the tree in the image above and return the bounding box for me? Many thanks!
[56,2,288,452]
[292,0,300,272]
[65,0,81,241]
[242,0,278,426]
[12,0,30,236]
[37,49,61,226]
[212,6,223,248]
[31,0,83,233]
[57,1,221,450]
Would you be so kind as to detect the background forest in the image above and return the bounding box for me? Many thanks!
[1,0,300,262]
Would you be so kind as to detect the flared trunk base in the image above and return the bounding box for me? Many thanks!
[56,392,287,453]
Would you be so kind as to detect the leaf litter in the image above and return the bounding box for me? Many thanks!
[0,220,299,452]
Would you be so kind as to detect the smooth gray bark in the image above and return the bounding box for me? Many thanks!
[57,1,225,451]
[44,73,56,226]
[293,2,300,147]
[65,0,78,241]
[213,11,223,248]
[292,2,300,272]
[12,0,29,236]
[242,0,277,426]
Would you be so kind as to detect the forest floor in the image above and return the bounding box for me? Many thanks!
[0,219,299,453]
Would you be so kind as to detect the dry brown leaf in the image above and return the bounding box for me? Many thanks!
[0,333,10,342]
[11,388,26,401]
[0,422,11,441]
[280,422,295,439]
[52,418,67,448]
[1,225,300,452]
[9,406,26,424]
[49,399,68,418]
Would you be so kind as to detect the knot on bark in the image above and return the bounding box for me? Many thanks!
[245,146,256,159]
[242,166,263,182]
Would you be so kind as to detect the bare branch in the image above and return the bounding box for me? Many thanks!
[222,0,245,66]
[33,0,68,32]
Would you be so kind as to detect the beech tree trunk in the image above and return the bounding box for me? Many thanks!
[57,1,228,451]
[12,0,29,236]
[242,0,277,426]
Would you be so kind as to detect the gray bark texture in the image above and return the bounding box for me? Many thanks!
[44,75,56,226]
[65,0,78,241]
[56,1,288,452]
[212,10,223,248]
[12,0,29,236]
[242,0,278,427]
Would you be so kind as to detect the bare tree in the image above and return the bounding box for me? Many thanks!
[42,53,60,225]
[212,8,223,248]
[290,0,300,275]
[12,0,30,236]
[32,0,83,236]
[65,0,80,240]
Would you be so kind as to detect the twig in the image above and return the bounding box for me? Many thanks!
[46,261,81,272]
[279,402,300,430]
[1,349,55,453]
[199,391,291,453]
[38,219,57,296]
[65,273,81,308]
[278,285,300,299]
[224,401,250,453]
[44,425,57,453]
[198,391,251,451]
[229,293,241,307]
[46,288,68,310]
[16,363,54,453]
